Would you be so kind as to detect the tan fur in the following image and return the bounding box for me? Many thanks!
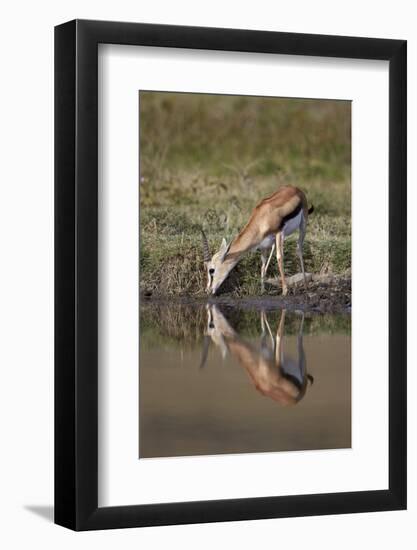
[231,186,308,254]
[205,185,311,295]
[205,306,310,406]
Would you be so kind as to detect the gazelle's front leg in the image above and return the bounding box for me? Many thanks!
[260,244,276,292]
[275,231,287,296]
[260,310,274,348]
[265,243,275,277]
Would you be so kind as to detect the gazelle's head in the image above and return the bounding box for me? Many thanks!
[201,230,235,295]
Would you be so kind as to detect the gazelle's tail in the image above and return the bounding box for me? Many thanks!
[308,205,315,215]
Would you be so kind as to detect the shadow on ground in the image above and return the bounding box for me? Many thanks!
[24,505,54,523]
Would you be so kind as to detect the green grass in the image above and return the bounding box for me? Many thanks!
[139,92,351,297]
[140,303,351,350]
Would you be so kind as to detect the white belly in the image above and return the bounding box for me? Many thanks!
[282,209,303,237]
[257,234,275,250]
[255,209,303,250]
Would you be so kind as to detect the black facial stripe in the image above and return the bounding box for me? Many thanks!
[281,372,303,391]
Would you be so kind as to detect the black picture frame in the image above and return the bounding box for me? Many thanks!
[55,19,407,531]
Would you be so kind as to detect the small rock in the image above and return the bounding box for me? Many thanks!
[286,273,313,286]
[312,273,335,284]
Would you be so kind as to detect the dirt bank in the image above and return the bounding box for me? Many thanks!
[141,275,351,314]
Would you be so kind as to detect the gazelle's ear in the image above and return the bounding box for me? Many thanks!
[219,238,231,262]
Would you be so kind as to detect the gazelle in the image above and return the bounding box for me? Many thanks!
[201,305,313,406]
[201,185,314,295]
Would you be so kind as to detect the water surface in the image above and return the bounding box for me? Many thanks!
[139,303,351,458]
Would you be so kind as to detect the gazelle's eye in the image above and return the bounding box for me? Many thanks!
[209,268,215,275]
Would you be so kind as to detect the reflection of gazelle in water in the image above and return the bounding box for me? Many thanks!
[201,306,314,406]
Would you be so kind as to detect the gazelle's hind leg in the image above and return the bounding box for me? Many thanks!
[275,231,287,296]
[297,311,306,376]
[296,215,307,290]
[260,310,274,347]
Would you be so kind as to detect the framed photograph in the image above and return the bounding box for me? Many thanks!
[55,19,406,531]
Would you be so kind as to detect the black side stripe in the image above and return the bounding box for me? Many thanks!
[279,201,303,230]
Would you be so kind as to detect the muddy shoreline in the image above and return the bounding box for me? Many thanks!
[141,276,351,314]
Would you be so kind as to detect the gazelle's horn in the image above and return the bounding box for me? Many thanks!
[201,229,211,262]
[199,335,211,369]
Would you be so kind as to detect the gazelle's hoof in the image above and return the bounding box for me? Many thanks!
[282,286,288,296]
